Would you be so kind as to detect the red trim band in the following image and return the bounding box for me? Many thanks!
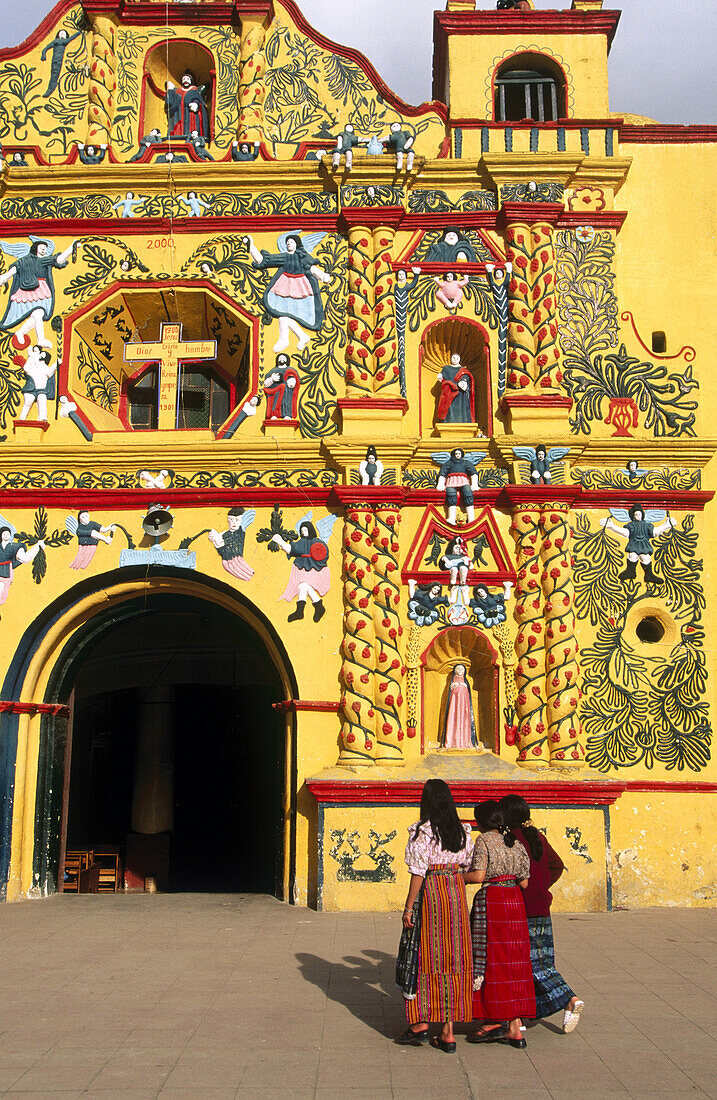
[272,700,341,713]
[0,701,69,717]
[307,778,625,806]
[619,125,717,144]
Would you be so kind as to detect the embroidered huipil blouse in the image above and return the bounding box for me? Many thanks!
[405,822,474,876]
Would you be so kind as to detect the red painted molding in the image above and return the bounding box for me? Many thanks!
[84,1,238,25]
[401,213,499,231]
[0,486,710,513]
[307,778,626,807]
[433,8,621,98]
[330,486,407,508]
[571,489,715,511]
[340,207,405,231]
[502,484,582,508]
[558,211,628,232]
[619,125,717,144]
[622,781,717,794]
[0,700,69,717]
[272,699,340,713]
[501,394,573,411]
[0,215,339,237]
[337,398,408,412]
[0,488,336,509]
[499,202,564,228]
[13,419,49,432]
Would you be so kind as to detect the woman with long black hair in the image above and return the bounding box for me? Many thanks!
[396,779,473,1053]
[464,800,535,1048]
[500,794,584,1033]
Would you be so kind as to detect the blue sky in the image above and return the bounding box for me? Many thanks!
[3,0,715,124]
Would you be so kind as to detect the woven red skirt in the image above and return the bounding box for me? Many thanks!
[406,865,473,1024]
[472,883,536,1020]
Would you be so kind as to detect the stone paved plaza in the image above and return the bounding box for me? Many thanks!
[0,894,715,1097]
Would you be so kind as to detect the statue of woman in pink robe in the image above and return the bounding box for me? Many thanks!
[442,663,478,749]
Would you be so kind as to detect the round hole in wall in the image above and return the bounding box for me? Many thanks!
[635,615,665,644]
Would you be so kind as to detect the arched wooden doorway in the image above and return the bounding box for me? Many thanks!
[0,569,297,902]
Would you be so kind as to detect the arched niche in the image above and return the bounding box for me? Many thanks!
[420,626,498,753]
[140,40,216,141]
[419,317,492,436]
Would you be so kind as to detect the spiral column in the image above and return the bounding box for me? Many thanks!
[371,507,404,764]
[371,225,398,395]
[540,504,583,766]
[338,507,376,765]
[530,222,562,390]
[505,222,535,392]
[345,224,374,396]
[237,8,271,142]
[86,16,117,146]
[510,504,549,766]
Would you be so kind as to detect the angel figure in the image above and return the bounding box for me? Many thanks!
[439,534,471,588]
[0,237,76,348]
[359,445,383,486]
[208,507,256,581]
[65,511,116,570]
[441,664,479,749]
[624,459,648,482]
[434,272,469,312]
[512,444,570,485]
[407,582,448,627]
[433,448,485,524]
[470,582,512,628]
[0,518,44,605]
[601,505,676,584]
[270,511,338,623]
[245,231,332,352]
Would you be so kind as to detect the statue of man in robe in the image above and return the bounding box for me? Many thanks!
[165,71,210,140]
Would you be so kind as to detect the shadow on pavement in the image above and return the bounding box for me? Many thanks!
[296,948,401,1035]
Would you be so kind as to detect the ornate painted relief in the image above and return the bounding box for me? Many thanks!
[574,513,711,772]
[555,230,699,437]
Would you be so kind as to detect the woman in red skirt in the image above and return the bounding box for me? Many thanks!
[464,800,535,1048]
[396,779,474,1053]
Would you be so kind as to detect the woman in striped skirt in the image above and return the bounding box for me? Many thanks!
[500,795,585,1033]
[395,779,474,1053]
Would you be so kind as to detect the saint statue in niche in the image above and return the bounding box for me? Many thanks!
[436,352,475,423]
[165,71,210,139]
[264,353,300,420]
[441,663,479,749]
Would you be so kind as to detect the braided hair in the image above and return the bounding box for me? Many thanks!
[499,794,544,861]
[474,799,516,847]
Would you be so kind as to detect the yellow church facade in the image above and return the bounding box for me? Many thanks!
[0,0,714,912]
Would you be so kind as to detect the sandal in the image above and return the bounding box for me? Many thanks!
[466,1025,506,1044]
[563,999,585,1034]
[430,1035,456,1054]
[395,1026,430,1045]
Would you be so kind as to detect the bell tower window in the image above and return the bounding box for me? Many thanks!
[494,57,565,122]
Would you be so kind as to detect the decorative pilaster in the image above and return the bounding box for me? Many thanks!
[505,221,536,391]
[236,3,273,142]
[338,507,376,764]
[540,504,584,766]
[371,507,404,764]
[510,504,549,766]
[371,226,398,395]
[345,224,374,396]
[86,16,117,145]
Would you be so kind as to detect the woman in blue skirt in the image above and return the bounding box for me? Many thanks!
[499,795,585,1033]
